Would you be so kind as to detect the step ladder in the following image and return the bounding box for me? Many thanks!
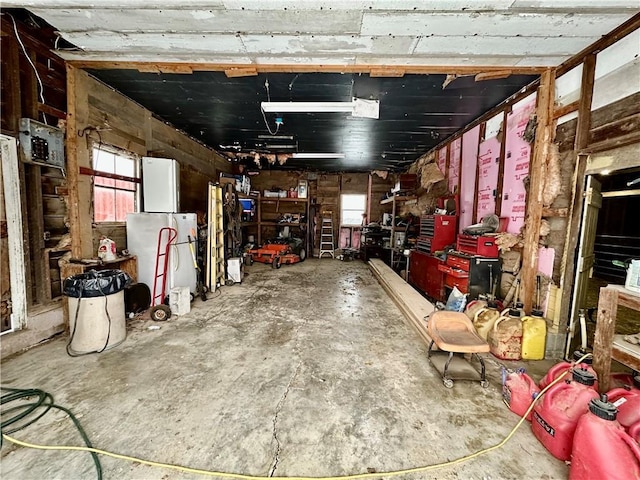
[319,212,335,258]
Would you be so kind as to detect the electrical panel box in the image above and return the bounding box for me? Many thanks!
[19,118,65,169]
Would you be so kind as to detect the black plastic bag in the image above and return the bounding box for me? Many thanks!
[63,269,131,298]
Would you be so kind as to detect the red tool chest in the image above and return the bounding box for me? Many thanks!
[416,215,457,254]
[409,250,445,302]
[456,234,499,258]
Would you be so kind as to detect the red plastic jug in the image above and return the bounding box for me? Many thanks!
[570,394,640,480]
[607,387,640,429]
[629,421,640,443]
[502,368,539,421]
[538,351,598,391]
[532,368,599,461]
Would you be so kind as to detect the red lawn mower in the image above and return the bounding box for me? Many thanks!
[246,238,306,269]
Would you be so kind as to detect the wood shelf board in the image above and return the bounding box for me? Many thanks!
[261,197,309,203]
[380,194,417,205]
[260,221,306,227]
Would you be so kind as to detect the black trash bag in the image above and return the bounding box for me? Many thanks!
[63,269,131,298]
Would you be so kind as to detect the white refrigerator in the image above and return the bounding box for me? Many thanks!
[142,157,180,212]
[126,213,197,297]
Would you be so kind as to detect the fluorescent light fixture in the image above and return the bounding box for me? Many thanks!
[261,98,379,119]
[291,153,345,159]
[262,101,355,113]
[257,134,294,140]
[265,144,297,149]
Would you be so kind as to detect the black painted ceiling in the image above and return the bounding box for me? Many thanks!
[88,70,538,172]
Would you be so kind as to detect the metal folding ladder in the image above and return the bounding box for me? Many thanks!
[319,212,335,258]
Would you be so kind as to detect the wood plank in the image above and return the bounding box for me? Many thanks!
[68,61,547,76]
[474,70,512,82]
[1,36,21,132]
[369,258,435,348]
[25,165,48,304]
[542,207,568,218]
[66,64,81,259]
[553,100,579,120]
[558,53,596,327]
[521,68,555,313]
[593,286,619,393]
[589,112,640,146]
[585,130,640,155]
[224,67,258,78]
[495,109,509,216]
[38,102,67,120]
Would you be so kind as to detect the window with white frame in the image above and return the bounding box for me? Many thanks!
[92,146,140,222]
[341,194,366,226]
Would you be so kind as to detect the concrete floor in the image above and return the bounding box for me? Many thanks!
[1,259,568,480]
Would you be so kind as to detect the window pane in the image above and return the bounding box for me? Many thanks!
[94,186,115,222]
[342,194,366,209]
[342,210,364,226]
[115,190,135,222]
[93,147,140,223]
[95,175,116,187]
[93,149,116,174]
[116,156,136,177]
[341,194,366,226]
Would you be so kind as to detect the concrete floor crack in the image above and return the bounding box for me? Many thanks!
[268,360,302,477]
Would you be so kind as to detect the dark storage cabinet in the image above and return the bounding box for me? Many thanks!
[440,252,501,301]
[409,250,445,302]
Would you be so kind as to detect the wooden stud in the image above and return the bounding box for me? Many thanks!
[65,64,82,259]
[38,102,67,120]
[592,286,619,393]
[558,54,596,331]
[1,36,21,133]
[520,68,555,313]
[553,100,580,120]
[495,109,509,217]
[471,122,486,224]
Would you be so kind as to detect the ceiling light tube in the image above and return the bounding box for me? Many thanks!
[261,101,356,113]
[265,144,297,149]
[291,153,345,159]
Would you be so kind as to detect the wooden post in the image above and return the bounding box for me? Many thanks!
[66,64,81,259]
[592,286,618,393]
[472,122,486,224]
[558,54,597,328]
[495,108,509,216]
[520,69,555,312]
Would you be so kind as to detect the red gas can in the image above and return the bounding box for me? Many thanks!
[532,368,599,461]
[607,387,640,429]
[629,421,640,443]
[570,394,640,480]
[539,351,598,391]
[502,368,539,421]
